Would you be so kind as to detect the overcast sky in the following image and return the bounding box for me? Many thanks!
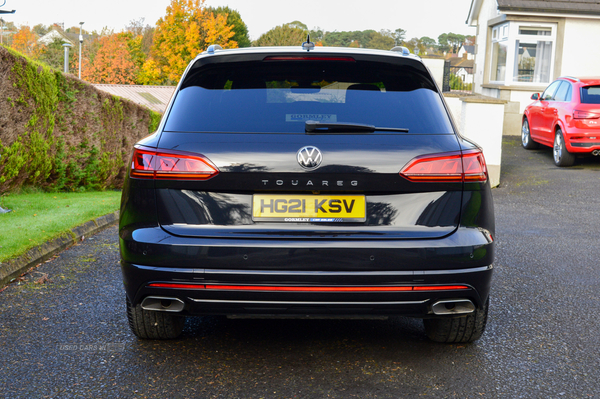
[2,0,475,41]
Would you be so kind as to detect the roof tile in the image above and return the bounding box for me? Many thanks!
[497,0,600,15]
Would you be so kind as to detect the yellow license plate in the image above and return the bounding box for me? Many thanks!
[252,195,366,222]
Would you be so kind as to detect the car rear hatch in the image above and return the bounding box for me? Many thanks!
[141,50,472,241]
[574,84,600,132]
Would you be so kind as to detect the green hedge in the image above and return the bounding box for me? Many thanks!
[0,46,161,193]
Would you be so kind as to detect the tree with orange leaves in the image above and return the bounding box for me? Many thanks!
[81,33,138,84]
[141,0,236,85]
[11,26,39,57]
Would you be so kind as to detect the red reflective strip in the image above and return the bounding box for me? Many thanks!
[413,285,469,291]
[148,283,207,289]
[147,283,470,292]
[205,285,413,292]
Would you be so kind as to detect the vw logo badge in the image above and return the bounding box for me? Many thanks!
[297,146,323,170]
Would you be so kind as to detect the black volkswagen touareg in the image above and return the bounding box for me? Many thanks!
[119,41,495,343]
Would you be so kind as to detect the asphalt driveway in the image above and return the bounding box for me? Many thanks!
[1,136,599,398]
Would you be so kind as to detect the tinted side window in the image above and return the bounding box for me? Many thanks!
[164,59,454,134]
[541,80,561,101]
[581,86,600,104]
[554,81,572,102]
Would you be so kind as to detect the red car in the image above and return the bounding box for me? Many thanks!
[522,76,600,166]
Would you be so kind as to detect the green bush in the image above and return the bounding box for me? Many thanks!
[449,73,473,92]
[0,45,161,194]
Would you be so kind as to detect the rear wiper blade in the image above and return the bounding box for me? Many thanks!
[305,121,409,134]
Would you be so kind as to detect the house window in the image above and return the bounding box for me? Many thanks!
[490,22,556,85]
[491,24,509,82]
[491,41,507,81]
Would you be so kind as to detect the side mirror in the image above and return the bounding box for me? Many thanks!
[531,93,540,100]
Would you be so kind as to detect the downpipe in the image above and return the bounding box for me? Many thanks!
[431,299,475,315]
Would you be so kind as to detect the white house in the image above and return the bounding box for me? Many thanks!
[450,56,475,87]
[457,45,475,60]
[38,29,73,46]
[467,0,600,135]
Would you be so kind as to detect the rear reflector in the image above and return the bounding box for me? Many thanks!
[400,150,488,183]
[147,283,470,292]
[130,146,219,180]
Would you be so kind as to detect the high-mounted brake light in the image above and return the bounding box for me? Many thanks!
[130,146,219,180]
[400,150,487,183]
[263,56,356,62]
[573,110,600,119]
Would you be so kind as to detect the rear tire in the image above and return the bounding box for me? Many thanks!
[424,298,489,343]
[521,118,539,149]
[126,297,185,339]
[553,128,575,167]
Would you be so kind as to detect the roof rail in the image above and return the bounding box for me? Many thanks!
[560,76,580,82]
[390,46,410,56]
[206,44,223,55]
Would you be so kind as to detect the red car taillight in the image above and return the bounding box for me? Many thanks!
[573,110,600,119]
[130,146,219,180]
[400,150,488,183]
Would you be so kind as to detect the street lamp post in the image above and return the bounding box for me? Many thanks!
[62,43,72,73]
[78,22,84,79]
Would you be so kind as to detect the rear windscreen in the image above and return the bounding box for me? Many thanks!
[581,86,600,104]
[164,58,454,134]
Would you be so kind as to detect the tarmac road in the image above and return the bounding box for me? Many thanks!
[1,136,600,398]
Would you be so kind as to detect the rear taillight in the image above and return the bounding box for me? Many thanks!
[574,110,600,119]
[130,146,219,180]
[400,150,487,183]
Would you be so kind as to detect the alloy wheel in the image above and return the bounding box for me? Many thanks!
[522,120,530,147]
[553,133,563,164]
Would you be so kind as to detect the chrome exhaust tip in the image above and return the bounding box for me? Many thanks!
[141,296,185,312]
[592,150,600,156]
[431,299,475,315]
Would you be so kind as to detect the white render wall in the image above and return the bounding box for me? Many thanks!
[421,58,445,90]
[460,99,504,187]
[560,19,600,77]
[443,94,504,187]
[511,90,537,115]
[443,96,463,128]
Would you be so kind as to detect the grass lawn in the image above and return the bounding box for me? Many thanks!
[0,190,121,263]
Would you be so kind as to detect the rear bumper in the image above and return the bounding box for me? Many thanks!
[122,262,492,318]
[565,130,600,153]
[120,226,494,318]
